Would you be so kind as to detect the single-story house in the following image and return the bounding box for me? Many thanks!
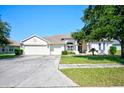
[21,34,113,55]
[112,40,121,50]
[0,39,20,54]
[87,41,113,55]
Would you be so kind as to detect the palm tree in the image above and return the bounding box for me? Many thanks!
[89,48,97,55]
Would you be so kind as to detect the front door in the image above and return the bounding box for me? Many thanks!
[78,44,82,53]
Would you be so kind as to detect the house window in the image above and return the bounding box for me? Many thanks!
[66,41,74,51]
[67,46,74,51]
[2,48,5,52]
[99,43,101,50]
[67,42,73,44]
[103,42,105,50]
[9,48,13,51]
[61,38,64,41]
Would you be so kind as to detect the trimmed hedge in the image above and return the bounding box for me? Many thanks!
[62,51,75,55]
[15,48,23,55]
[62,51,68,55]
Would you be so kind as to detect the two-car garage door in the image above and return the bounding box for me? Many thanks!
[23,45,49,55]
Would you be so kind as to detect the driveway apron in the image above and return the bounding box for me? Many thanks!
[0,56,78,88]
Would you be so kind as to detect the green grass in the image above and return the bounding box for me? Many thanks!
[60,55,124,64]
[0,54,16,59]
[60,68,124,87]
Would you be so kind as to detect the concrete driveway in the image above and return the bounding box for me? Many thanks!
[0,56,78,88]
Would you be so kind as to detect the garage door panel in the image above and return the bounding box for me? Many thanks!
[24,45,49,55]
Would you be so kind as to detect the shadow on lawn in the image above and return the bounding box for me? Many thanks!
[74,55,124,65]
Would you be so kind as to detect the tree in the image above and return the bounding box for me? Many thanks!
[0,16,11,45]
[71,30,85,42]
[89,48,97,55]
[72,5,124,58]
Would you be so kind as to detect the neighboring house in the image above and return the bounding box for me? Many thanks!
[113,40,121,50]
[87,41,113,55]
[21,34,113,55]
[0,39,20,54]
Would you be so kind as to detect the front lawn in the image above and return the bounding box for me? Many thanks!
[0,54,16,59]
[60,67,124,87]
[60,55,124,64]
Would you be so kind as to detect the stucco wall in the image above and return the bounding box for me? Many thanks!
[50,45,64,55]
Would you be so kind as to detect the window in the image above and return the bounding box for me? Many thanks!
[61,38,64,40]
[99,43,101,50]
[67,46,74,51]
[2,48,5,52]
[103,42,105,50]
[9,48,13,51]
[67,42,73,44]
[66,41,74,51]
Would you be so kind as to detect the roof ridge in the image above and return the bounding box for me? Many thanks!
[44,33,71,38]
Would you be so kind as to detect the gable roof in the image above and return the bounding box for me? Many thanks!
[44,34,73,44]
[21,35,51,44]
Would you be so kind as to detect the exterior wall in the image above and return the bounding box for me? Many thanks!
[50,45,64,55]
[75,45,79,54]
[0,46,20,54]
[87,41,112,55]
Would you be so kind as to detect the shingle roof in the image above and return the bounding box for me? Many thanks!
[7,39,20,46]
[44,34,73,44]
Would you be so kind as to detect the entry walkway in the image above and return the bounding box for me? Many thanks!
[59,64,124,69]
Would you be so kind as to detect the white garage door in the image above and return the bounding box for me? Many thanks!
[24,45,50,55]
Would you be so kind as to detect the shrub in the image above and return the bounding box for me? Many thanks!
[109,46,117,55]
[62,51,68,55]
[67,51,75,55]
[89,48,97,55]
[15,48,23,55]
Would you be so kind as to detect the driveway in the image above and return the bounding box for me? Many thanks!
[0,55,78,88]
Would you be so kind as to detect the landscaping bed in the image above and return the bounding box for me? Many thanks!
[60,67,124,87]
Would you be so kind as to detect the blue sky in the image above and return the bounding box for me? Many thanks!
[0,5,88,41]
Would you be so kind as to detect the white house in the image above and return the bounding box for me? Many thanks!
[87,41,113,55]
[21,34,113,55]
[0,39,20,54]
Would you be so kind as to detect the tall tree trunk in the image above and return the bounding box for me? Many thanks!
[121,41,124,58]
[92,51,95,55]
